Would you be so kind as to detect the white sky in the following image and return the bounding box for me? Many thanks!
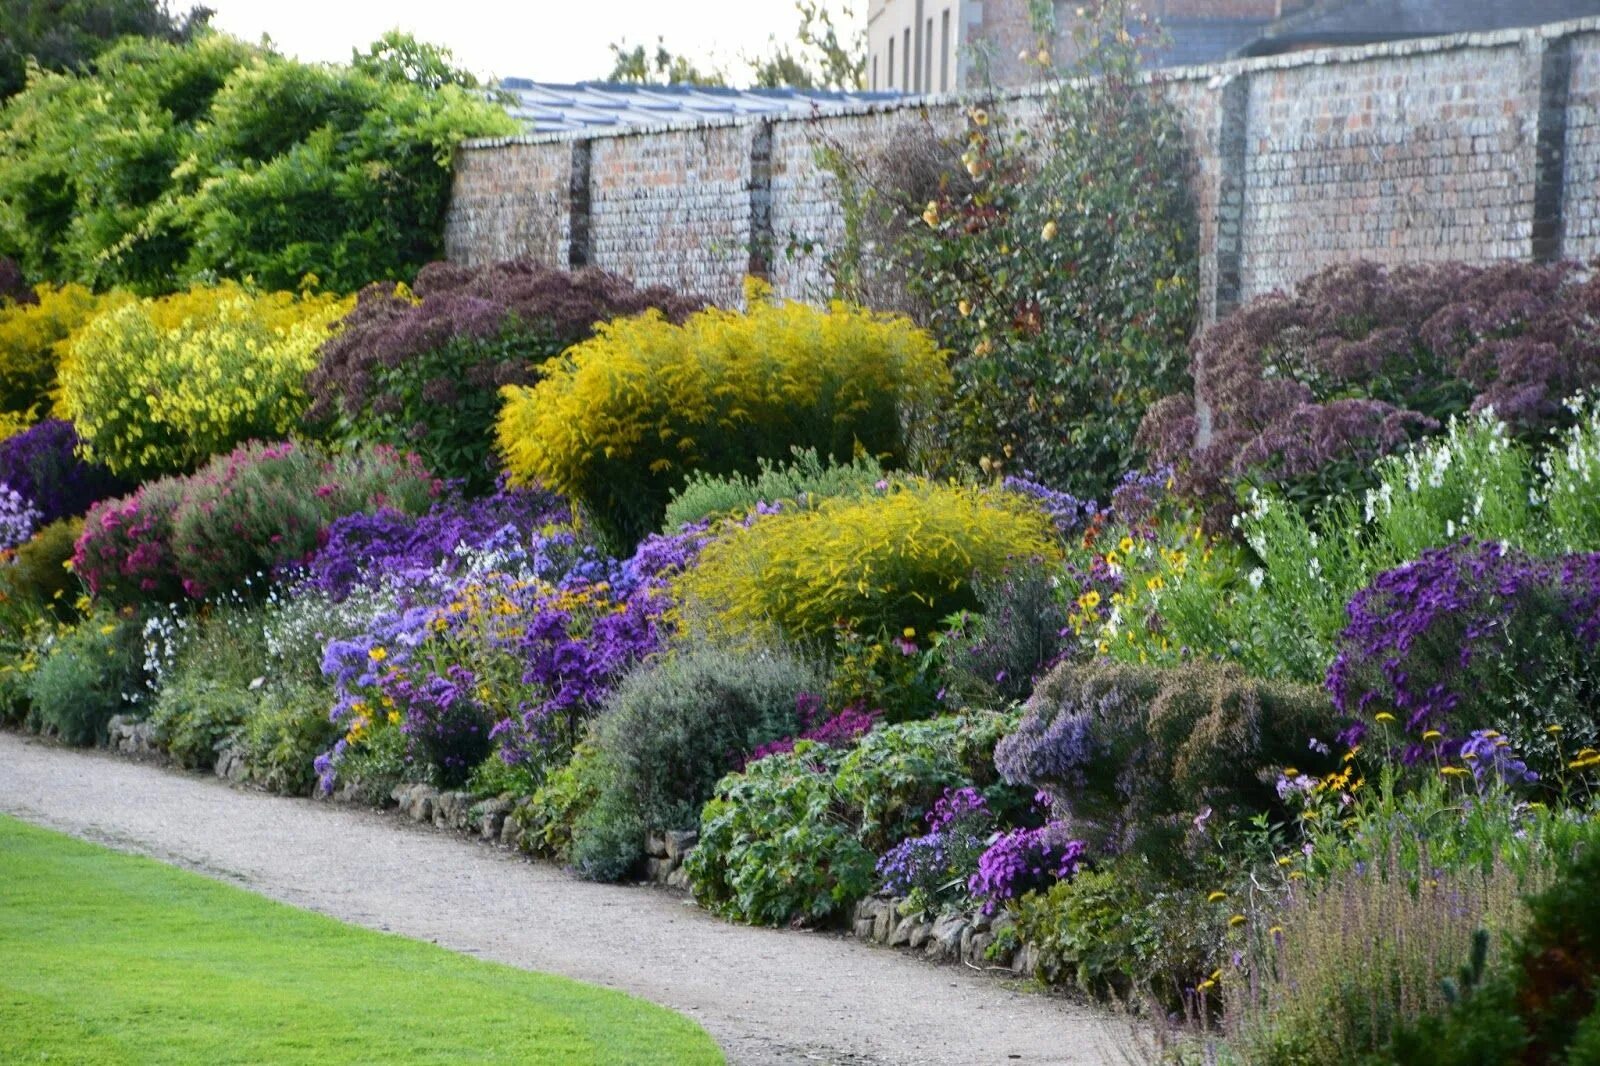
[202,0,860,85]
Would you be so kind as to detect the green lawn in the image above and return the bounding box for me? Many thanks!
[0,815,723,1065]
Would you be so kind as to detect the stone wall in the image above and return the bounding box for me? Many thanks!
[445,17,1600,322]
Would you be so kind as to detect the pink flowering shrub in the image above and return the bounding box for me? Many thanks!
[74,478,188,605]
[76,440,438,605]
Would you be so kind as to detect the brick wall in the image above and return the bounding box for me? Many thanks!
[443,16,1600,321]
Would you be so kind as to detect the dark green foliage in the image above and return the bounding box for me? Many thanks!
[0,0,208,101]
[236,683,339,796]
[686,743,876,927]
[25,609,143,745]
[686,708,1024,926]
[569,644,823,881]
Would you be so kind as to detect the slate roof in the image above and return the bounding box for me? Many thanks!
[1140,18,1276,67]
[1239,0,1600,55]
[496,79,903,134]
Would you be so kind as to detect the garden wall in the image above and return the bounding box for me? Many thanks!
[446,16,1600,320]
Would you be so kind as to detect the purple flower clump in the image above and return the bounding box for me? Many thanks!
[968,823,1087,914]
[0,482,41,549]
[747,694,881,764]
[0,420,130,526]
[302,482,567,599]
[1328,539,1600,769]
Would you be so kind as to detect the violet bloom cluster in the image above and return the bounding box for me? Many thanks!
[1001,475,1099,536]
[968,824,1087,914]
[1328,539,1600,765]
[0,482,41,550]
[875,787,993,900]
[0,420,129,526]
[302,483,567,599]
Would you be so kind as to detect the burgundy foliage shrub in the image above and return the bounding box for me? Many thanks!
[303,260,702,492]
[1140,261,1600,528]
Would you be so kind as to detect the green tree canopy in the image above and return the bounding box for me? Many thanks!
[0,30,517,294]
[0,0,211,100]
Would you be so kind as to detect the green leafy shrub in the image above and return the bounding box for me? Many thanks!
[661,447,885,531]
[497,283,949,547]
[826,9,1196,497]
[59,283,351,481]
[148,603,270,769]
[0,33,516,293]
[1013,857,1221,1001]
[237,682,339,796]
[686,707,1022,926]
[687,743,876,927]
[25,609,143,744]
[833,708,1023,852]
[569,644,823,881]
[996,661,1334,870]
[516,742,608,862]
[1,517,82,622]
[677,481,1057,645]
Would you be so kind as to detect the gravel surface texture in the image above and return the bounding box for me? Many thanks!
[0,731,1136,1065]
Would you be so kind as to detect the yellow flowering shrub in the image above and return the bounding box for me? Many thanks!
[496,281,949,547]
[59,283,353,480]
[676,481,1058,645]
[0,284,128,424]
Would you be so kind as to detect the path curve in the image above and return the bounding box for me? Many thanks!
[0,732,1134,1065]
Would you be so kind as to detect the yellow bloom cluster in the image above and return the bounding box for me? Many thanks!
[496,278,949,543]
[58,282,352,480]
[0,283,128,426]
[676,480,1058,644]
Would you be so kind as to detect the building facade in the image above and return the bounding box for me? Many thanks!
[866,0,1600,91]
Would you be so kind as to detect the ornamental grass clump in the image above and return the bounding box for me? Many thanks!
[496,282,949,547]
[59,283,352,481]
[676,480,1057,646]
[305,261,702,493]
[1227,850,1532,1066]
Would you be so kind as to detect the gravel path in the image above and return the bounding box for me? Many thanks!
[0,732,1135,1065]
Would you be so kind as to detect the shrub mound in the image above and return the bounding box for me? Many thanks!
[1142,260,1600,527]
[306,261,702,492]
[996,661,1334,867]
[677,481,1058,645]
[497,283,948,546]
[60,284,352,480]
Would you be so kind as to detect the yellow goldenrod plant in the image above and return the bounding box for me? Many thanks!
[496,280,949,548]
